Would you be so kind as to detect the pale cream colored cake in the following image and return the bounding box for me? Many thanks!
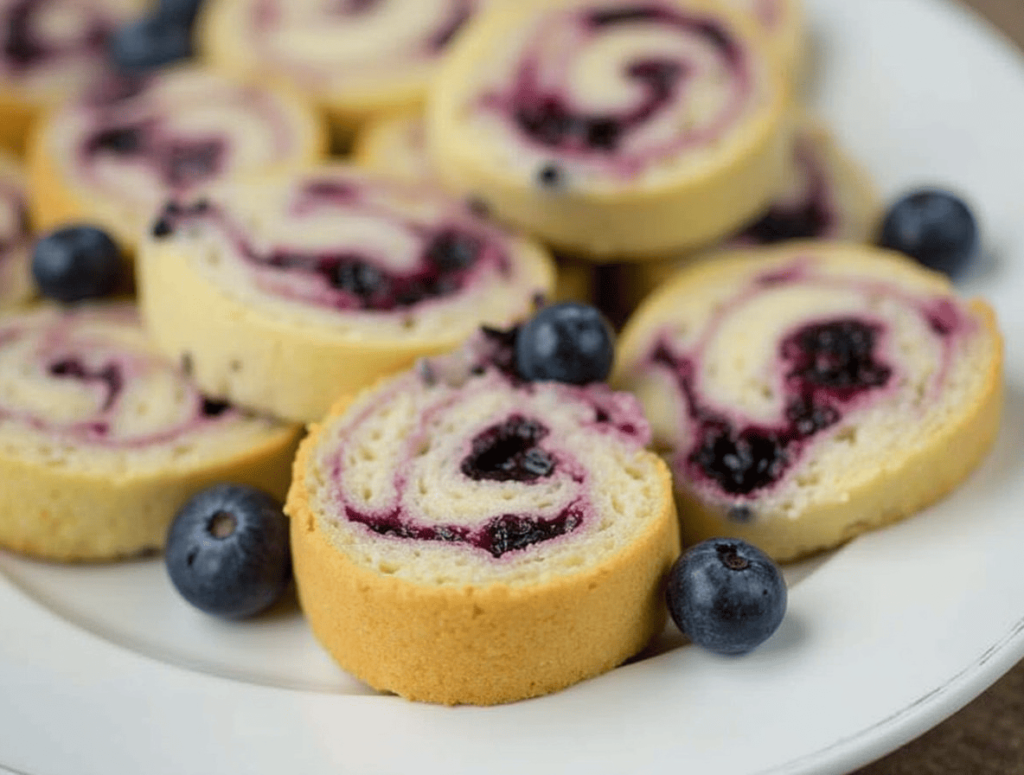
[286,335,680,705]
[25,65,326,254]
[622,112,880,311]
[612,242,1003,562]
[426,0,792,260]
[0,303,301,562]
[726,0,805,82]
[0,0,145,154]
[201,0,492,145]
[136,164,556,424]
[0,153,34,311]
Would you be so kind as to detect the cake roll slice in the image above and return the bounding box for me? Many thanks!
[613,242,1003,562]
[427,0,792,260]
[286,329,680,705]
[0,303,300,562]
[0,0,143,153]
[201,0,489,143]
[26,66,326,253]
[0,153,34,310]
[136,165,556,423]
[728,0,804,81]
[621,113,880,310]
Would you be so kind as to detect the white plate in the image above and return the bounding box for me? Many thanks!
[3,0,1024,773]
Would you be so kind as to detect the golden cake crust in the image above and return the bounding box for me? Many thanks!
[286,388,681,705]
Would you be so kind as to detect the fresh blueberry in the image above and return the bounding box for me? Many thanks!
[514,302,615,385]
[32,225,122,302]
[108,15,192,74]
[878,188,978,277]
[165,484,292,619]
[666,538,787,655]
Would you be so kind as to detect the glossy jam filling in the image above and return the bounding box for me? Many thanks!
[461,414,556,482]
[484,2,751,178]
[152,182,511,312]
[653,317,892,496]
[345,502,584,558]
[0,321,243,446]
[2,0,110,73]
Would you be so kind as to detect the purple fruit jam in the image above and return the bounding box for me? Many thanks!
[49,357,123,412]
[461,414,556,482]
[154,193,500,312]
[653,317,892,496]
[84,123,226,191]
[508,6,739,155]
[345,503,583,558]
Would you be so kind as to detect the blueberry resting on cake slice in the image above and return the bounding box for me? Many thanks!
[426,0,791,259]
[25,65,326,253]
[285,319,679,704]
[136,164,556,423]
[0,303,300,562]
[613,241,1003,562]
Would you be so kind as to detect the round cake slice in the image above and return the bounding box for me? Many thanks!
[0,152,34,311]
[426,0,792,259]
[25,66,326,253]
[727,0,804,81]
[612,242,1003,562]
[286,328,680,705]
[136,164,556,423]
[0,303,301,562]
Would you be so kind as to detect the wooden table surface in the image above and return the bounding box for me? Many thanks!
[851,1,1024,773]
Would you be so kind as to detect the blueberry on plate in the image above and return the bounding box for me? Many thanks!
[32,225,122,302]
[165,483,292,619]
[666,538,787,655]
[878,187,978,277]
[515,302,615,385]
[108,14,193,74]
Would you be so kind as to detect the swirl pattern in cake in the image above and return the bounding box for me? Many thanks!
[427,0,791,258]
[0,303,300,561]
[26,66,326,251]
[613,242,1003,561]
[286,331,679,704]
[136,165,556,423]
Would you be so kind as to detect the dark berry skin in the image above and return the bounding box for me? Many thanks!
[666,538,787,655]
[165,484,292,619]
[156,0,205,28]
[108,15,192,74]
[515,302,615,385]
[32,225,122,302]
[878,188,978,277]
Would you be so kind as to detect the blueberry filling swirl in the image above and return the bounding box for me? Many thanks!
[152,179,513,313]
[0,313,242,446]
[645,267,969,499]
[324,353,651,558]
[482,2,753,177]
